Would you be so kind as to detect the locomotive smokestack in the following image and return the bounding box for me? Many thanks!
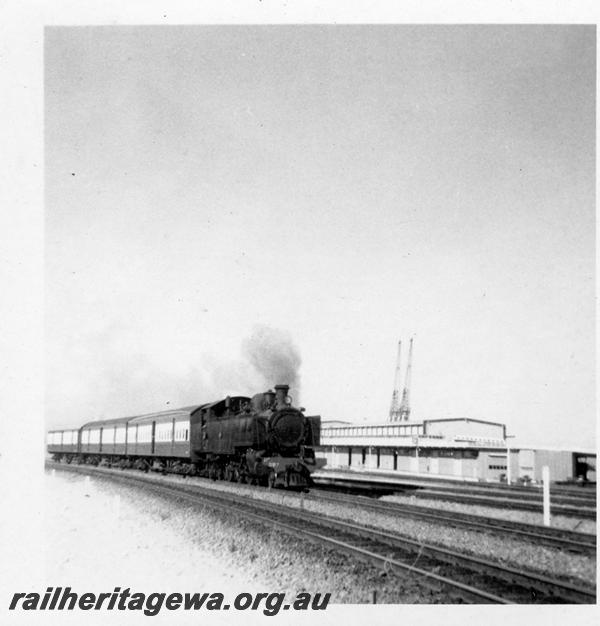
[274,384,290,408]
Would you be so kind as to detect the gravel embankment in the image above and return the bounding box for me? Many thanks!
[120,470,595,584]
[45,470,451,604]
[45,471,262,595]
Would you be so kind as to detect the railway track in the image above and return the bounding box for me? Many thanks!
[309,490,596,555]
[314,470,596,503]
[412,485,595,508]
[465,485,596,504]
[313,473,596,516]
[409,488,597,519]
[47,462,596,604]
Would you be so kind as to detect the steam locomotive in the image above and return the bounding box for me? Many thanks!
[47,384,322,489]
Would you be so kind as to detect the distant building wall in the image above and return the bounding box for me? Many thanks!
[515,449,597,482]
[521,449,574,482]
[518,449,535,480]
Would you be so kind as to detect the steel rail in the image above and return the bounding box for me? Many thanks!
[314,475,596,518]
[199,490,595,604]
[147,480,510,605]
[313,470,596,502]
[49,462,506,603]
[410,488,597,519]
[414,487,595,507]
[312,475,596,509]
[48,463,595,604]
[309,489,596,555]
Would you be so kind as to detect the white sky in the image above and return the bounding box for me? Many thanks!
[45,25,595,448]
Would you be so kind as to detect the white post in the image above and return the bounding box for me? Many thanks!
[542,465,551,526]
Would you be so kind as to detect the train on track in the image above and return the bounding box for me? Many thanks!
[47,384,322,489]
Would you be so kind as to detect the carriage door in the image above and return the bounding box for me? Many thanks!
[151,421,156,454]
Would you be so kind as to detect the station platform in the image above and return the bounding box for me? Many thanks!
[312,467,483,493]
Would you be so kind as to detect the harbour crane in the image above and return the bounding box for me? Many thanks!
[399,337,413,421]
[388,340,402,421]
[389,337,413,422]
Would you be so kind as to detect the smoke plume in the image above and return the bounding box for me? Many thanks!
[45,322,303,430]
[242,324,302,400]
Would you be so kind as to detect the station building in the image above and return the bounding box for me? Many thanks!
[315,418,595,483]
